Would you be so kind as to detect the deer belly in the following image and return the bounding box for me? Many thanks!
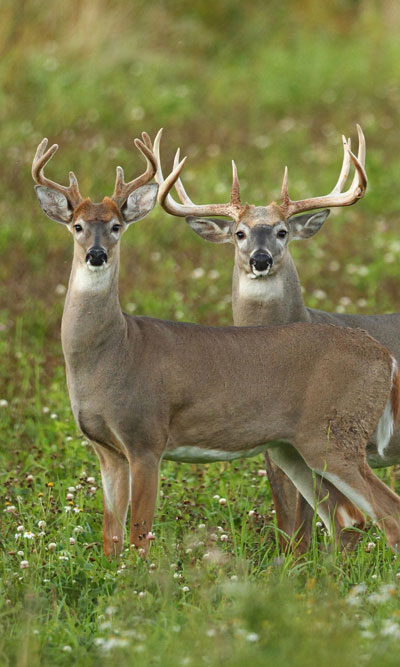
[163,443,270,463]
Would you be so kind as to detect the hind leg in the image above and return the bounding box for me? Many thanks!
[294,437,400,552]
[269,444,365,551]
[265,452,314,553]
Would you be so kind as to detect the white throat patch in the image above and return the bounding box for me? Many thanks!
[73,263,113,292]
[238,272,284,302]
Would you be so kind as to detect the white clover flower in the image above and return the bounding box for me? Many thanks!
[6,505,17,513]
[138,591,146,599]
[74,525,84,534]
[218,498,227,505]
[48,542,57,551]
[220,534,228,542]
[17,550,24,557]
[0,399,9,407]
[38,520,46,529]
[181,586,190,592]
[16,525,24,533]
[246,632,259,642]
[69,537,75,545]
[191,267,205,280]
[20,560,29,569]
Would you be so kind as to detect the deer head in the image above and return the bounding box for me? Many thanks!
[32,132,159,270]
[153,126,367,278]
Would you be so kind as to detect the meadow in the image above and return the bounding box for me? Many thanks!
[2,1,400,664]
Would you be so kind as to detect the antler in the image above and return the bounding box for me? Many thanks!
[112,132,157,207]
[32,138,83,208]
[280,124,367,218]
[153,129,244,219]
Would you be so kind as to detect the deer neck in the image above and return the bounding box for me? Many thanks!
[232,251,310,327]
[61,254,126,364]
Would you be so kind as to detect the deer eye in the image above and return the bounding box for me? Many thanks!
[277,229,287,238]
[74,224,83,232]
[111,224,121,233]
[236,230,246,240]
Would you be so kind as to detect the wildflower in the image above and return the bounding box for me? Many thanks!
[257,469,267,477]
[191,267,205,279]
[16,526,24,533]
[48,543,57,551]
[206,628,216,637]
[173,572,183,580]
[248,510,256,517]
[181,586,190,592]
[20,560,29,569]
[47,482,54,488]
[87,476,95,484]
[138,591,146,599]
[198,523,206,529]
[218,498,227,505]
[146,531,155,541]
[0,399,9,407]
[112,536,119,543]
[74,525,84,534]
[73,507,82,514]
[220,534,228,542]
[66,493,74,501]
[17,550,24,557]
[213,495,220,500]
[6,506,16,513]
[381,620,400,638]
[42,406,50,414]
[23,531,36,539]
[62,646,72,652]
[246,633,259,642]
[230,575,238,582]
[69,537,75,545]
[59,555,69,561]
[50,413,58,419]
[38,520,46,529]
[26,474,34,482]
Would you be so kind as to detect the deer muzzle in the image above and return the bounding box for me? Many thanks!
[86,247,108,266]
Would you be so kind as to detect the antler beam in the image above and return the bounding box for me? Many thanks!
[111,132,157,208]
[153,129,244,219]
[32,138,83,208]
[280,124,367,218]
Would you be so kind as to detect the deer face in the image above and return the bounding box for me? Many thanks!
[35,187,159,271]
[185,203,330,279]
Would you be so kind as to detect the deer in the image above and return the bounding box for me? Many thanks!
[32,131,400,558]
[153,126,400,552]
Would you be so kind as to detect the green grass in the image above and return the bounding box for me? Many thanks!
[3,1,400,665]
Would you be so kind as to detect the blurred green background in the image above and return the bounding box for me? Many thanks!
[2,0,400,383]
[3,2,400,665]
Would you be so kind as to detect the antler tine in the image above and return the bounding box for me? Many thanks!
[230,160,241,206]
[154,130,243,219]
[330,136,351,195]
[32,138,83,208]
[280,126,368,218]
[111,135,157,208]
[173,147,195,205]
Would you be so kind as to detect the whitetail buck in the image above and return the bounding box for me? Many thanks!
[33,131,400,558]
[154,126,400,551]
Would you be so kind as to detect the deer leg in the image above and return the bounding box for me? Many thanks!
[265,452,314,553]
[314,461,400,552]
[128,452,160,557]
[93,443,130,557]
[269,444,365,551]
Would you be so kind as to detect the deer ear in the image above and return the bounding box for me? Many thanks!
[121,184,158,224]
[288,209,330,240]
[185,216,235,244]
[34,185,73,224]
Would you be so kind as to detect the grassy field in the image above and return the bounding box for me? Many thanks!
[3,1,400,664]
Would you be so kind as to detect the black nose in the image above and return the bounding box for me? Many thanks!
[86,247,108,266]
[250,252,273,272]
